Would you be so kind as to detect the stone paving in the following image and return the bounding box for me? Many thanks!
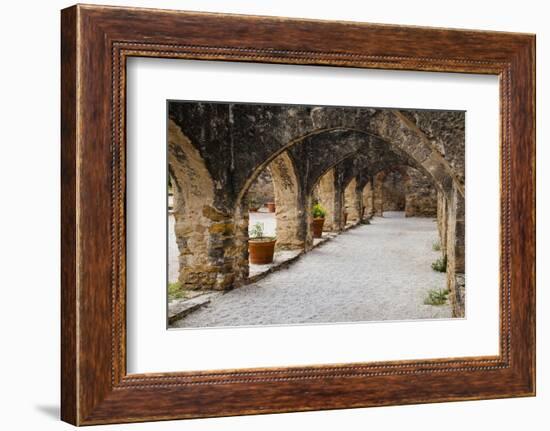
[172,212,451,328]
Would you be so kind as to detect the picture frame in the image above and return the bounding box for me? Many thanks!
[61,4,535,425]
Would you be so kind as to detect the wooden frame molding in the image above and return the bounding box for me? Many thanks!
[61,4,535,425]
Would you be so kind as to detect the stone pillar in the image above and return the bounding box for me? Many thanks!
[232,203,251,284]
[344,178,361,224]
[316,168,337,231]
[169,119,238,291]
[445,185,465,317]
[171,195,238,291]
[373,171,385,216]
[437,191,448,257]
[362,180,374,220]
[355,182,365,223]
[171,187,239,291]
[270,152,305,250]
[303,193,315,251]
[333,167,346,231]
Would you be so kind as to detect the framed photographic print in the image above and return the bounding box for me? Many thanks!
[61,4,536,425]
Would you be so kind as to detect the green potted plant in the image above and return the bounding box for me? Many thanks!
[248,222,276,264]
[311,203,327,238]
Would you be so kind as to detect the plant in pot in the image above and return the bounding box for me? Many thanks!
[248,222,276,264]
[311,203,327,238]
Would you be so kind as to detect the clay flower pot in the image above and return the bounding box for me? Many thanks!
[249,238,276,264]
[266,202,276,212]
[249,207,259,212]
[311,217,325,238]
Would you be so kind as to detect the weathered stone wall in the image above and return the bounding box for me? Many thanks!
[405,168,438,217]
[407,110,466,189]
[168,101,465,303]
[169,102,465,206]
[381,170,407,212]
[370,167,437,217]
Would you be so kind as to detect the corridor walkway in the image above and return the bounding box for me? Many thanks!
[172,212,451,328]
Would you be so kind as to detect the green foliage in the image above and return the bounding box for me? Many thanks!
[424,288,450,306]
[168,282,187,300]
[249,222,275,241]
[431,256,447,272]
[432,241,441,251]
[249,222,265,239]
[312,203,327,219]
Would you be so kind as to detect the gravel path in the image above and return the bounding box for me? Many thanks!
[173,212,451,328]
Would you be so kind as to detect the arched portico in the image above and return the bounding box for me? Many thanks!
[167,102,466,317]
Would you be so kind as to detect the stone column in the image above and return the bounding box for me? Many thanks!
[333,167,346,231]
[437,190,448,257]
[303,193,315,251]
[362,179,374,220]
[316,168,336,231]
[344,178,361,224]
[169,119,238,291]
[445,185,465,317]
[373,171,385,216]
[270,152,305,250]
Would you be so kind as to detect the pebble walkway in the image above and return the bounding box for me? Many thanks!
[172,212,451,328]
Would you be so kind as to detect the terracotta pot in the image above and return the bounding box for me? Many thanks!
[266,202,276,212]
[249,238,276,264]
[343,211,348,225]
[249,207,259,212]
[311,217,325,238]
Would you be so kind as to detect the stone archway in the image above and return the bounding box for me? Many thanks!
[168,119,235,291]
[233,150,305,284]
[270,151,304,250]
[168,102,466,316]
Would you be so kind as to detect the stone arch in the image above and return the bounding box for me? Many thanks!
[169,103,463,202]
[369,164,440,217]
[313,168,337,231]
[269,151,304,250]
[168,119,235,291]
[232,150,305,284]
[168,103,465,311]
